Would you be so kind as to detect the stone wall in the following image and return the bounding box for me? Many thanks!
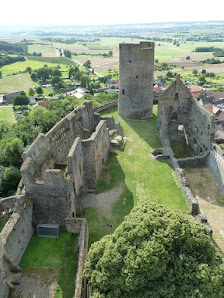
[82,120,110,190]
[0,196,17,215]
[118,42,155,120]
[67,137,84,196]
[0,197,33,265]
[206,144,224,194]
[0,197,33,298]
[74,219,89,298]
[157,75,215,155]
[177,153,208,168]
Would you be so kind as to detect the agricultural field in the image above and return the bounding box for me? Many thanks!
[28,44,60,57]
[0,106,16,123]
[0,73,35,94]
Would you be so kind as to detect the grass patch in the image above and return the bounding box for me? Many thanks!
[0,106,16,123]
[0,73,36,94]
[170,139,192,158]
[20,232,78,298]
[84,106,189,247]
[27,56,77,66]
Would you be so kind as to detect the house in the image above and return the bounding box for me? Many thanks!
[188,85,205,100]
[198,96,214,106]
[40,81,52,88]
[206,90,224,101]
[29,96,38,105]
[38,100,50,107]
[3,91,20,102]
[205,105,222,117]
[74,87,90,99]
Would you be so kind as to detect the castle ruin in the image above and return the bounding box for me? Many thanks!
[118,41,155,120]
[0,101,120,298]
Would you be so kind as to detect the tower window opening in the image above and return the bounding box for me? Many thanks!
[122,89,125,96]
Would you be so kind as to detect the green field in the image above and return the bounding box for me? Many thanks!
[28,44,60,57]
[0,73,35,94]
[0,107,16,123]
[84,106,189,246]
[19,232,78,298]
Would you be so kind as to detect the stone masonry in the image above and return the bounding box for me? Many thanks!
[118,41,155,120]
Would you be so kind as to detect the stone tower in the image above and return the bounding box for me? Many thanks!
[118,41,155,120]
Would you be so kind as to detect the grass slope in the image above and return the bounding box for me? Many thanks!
[0,73,35,94]
[0,106,16,123]
[20,232,79,298]
[84,106,189,247]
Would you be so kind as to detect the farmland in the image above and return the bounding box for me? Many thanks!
[0,106,16,123]
[0,73,35,94]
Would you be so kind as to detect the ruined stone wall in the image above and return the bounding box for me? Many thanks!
[157,75,214,155]
[0,198,33,265]
[177,153,208,168]
[0,197,33,298]
[82,120,110,190]
[188,100,214,154]
[67,137,84,197]
[32,196,68,229]
[119,42,154,120]
[0,196,17,215]
[74,219,89,298]
[206,144,224,194]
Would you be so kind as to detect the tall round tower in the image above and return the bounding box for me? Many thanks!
[118,41,155,120]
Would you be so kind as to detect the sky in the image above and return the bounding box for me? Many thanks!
[1,0,224,26]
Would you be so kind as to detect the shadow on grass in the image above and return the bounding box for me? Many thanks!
[124,111,162,150]
[19,232,79,298]
[83,153,134,247]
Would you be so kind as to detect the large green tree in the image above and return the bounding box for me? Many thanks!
[84,202,224,298]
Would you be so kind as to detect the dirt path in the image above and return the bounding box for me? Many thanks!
[80,185,123,217]
[185,167,224,252]
[9,267,60,298]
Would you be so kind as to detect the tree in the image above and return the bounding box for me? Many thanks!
[53,69,62,77]
[192,69,198,76]
[202,69,207,74]
[4,138,24,167]
[31,72,37,81]
[64,50,72,58]
[36,86,43,95]
[186,56,190,60]
[0,70,2,78]
[0,166,21,197]
[13,92,29,106]
[83,60,91,69]
[84,202,224,298]
[29,88,35,96]
[51,76,61,86]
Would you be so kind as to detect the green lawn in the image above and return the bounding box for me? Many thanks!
[84,106,189,246]
[20,232,79,298]
[0,106,16,123]
[0,73,36,94]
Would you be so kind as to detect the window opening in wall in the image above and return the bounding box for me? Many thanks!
[136,75,139,79]
[129,60,131,63]
[72,212,75,218]
[122,89,125,96]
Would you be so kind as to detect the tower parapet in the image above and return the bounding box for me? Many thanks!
[118,41,155,120]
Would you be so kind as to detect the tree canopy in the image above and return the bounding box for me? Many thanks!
[84,202,224,298]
